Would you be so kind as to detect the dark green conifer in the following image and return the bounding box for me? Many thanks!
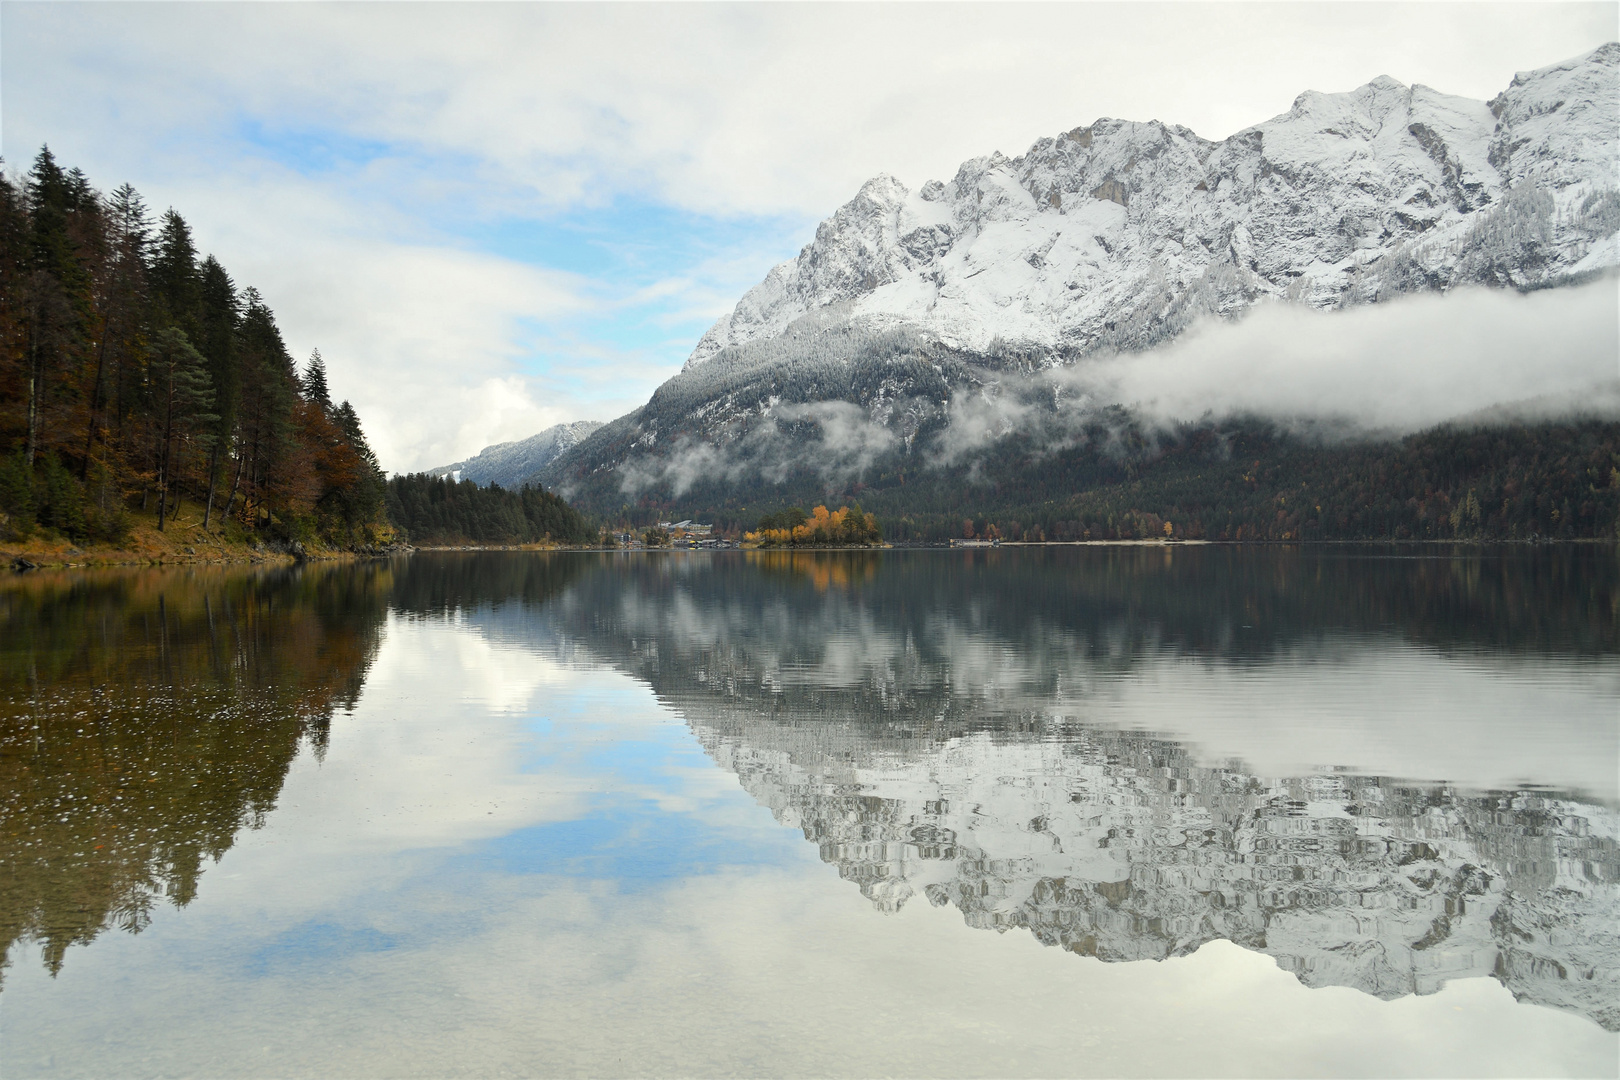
[150,327,218,530]
[197,256,240,528]
[150,210,200,333]
[302,349,331,412]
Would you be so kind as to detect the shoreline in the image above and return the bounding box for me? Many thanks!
[2,520,406,572]
[8,534,1609,572]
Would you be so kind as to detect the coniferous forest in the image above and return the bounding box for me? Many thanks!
[384,473,595,546]
[584,416,1620,545]
[0,149,390,549]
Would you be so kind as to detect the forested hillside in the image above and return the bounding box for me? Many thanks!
[386,474,595,546]
[580,417,1620,544]
[0,148,390,549]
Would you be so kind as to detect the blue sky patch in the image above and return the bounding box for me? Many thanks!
[458,800,797,887]
[241,921,402,977]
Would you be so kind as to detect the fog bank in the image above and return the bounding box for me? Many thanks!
[1071,278,1620,434]
[617,277,1620,495]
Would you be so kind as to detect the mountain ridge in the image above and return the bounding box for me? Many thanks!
[429,420,602,489]
[687,43,1619,366]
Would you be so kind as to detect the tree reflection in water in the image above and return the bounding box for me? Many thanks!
[1,547,1615,1034]
[0,552,592,987]
[0,562,393,982]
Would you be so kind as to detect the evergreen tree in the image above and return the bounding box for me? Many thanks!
[302,349,331,412]
[0,148,395,549]
[150,209,199,333]
[100,184,151,459]
[196,256,240,527]
[0,169,29,466]
[384,473,594,545]
[231,288,297,527]
[23,146,93,468]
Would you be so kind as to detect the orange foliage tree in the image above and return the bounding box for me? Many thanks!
[745,504,881,547]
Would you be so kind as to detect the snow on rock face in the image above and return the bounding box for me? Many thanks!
[1491,42,1620,189]
[428,419,604,490]
[687,44,1620,369]
[694,717,1620,1032]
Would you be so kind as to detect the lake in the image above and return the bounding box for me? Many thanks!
[2,547,1617,1078]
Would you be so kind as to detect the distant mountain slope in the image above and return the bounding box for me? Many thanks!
[690,43,1619,366]
[430,420,602,489]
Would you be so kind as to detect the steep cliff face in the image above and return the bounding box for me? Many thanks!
[688,44,1618,366]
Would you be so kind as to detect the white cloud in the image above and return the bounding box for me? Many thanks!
[177,171,610,470]
[1075,280,1620,434]
[10,3,1612,216]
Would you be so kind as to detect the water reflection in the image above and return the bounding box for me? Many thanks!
[1,546,1616,1054]
[0,563,392,982]
[542,548,1620,1031]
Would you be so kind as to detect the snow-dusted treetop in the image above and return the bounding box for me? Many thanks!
[687,43,1620,368]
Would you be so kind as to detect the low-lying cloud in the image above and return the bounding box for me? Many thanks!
[619,401,898,497]
[933,279,1620,464]
[615,278,1620,495]
[1070,280,1620,434]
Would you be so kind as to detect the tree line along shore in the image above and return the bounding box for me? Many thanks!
[1,148,394,560]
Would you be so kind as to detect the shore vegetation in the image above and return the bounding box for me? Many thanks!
[746,504,881,548]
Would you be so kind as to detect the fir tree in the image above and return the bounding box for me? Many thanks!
[302,349,331,412]
[150,211,199,329]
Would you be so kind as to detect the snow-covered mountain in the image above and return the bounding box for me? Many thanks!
[430,420,601,488]
[689,44,1619,366]
[538,45,1618,510]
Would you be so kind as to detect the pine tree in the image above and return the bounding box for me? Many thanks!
[150,210,199,333]
[302,349,331,412]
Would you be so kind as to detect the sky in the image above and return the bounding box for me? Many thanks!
[2,2,1616,472]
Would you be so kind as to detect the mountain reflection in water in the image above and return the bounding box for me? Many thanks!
[541,547,1620,1031]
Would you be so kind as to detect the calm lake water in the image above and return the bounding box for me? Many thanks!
[2,547,1617,1078]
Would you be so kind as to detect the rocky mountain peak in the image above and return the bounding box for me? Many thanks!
[684,44,1619,370]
